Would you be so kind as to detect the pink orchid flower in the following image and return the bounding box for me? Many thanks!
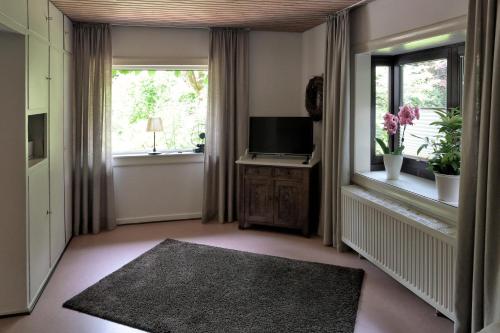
[383,112,398,135]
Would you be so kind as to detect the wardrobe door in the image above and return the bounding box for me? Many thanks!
[28,35,49,112]
[28,0,48,39]
[28,162,50,302]
[0,0,28,27]
[48,2,63,49]
[63,53,73,243]
[49,47,65,266]
[63,16,73,53]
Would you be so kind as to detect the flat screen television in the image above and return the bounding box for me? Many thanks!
[249,117,314,155]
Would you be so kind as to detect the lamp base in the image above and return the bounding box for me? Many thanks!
[148,151,162,156]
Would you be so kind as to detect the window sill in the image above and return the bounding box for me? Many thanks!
[112,152,204,167]
[352,171,458,225]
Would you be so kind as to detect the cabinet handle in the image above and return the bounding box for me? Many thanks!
[46,76,52,80]
[46,210,51,215]
[46,16,53,21]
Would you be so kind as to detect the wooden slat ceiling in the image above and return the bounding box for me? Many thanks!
[51,0,360,32]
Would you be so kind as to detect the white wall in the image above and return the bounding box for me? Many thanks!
[301,23,326,90]
[112,155,204,224]
[350,0,468,47]
[249,31,303,116]
[301,23,326,148]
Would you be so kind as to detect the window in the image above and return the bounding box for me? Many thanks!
[371,44,464,179]
[401,58,447,159]
[112,69,208,154]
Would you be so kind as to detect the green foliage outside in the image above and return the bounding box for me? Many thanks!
[402,59,447,108]
[112,69,208,153]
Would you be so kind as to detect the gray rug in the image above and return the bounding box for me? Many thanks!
[63,239,364,333]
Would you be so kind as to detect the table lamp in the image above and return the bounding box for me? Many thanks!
[146,117,164,155]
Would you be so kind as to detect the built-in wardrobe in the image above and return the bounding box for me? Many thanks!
[0,0,73,316]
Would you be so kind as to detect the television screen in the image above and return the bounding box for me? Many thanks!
[249,117,314,155]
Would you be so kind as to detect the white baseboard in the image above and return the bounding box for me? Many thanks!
[117,213,202,225]
[0,306,29,317]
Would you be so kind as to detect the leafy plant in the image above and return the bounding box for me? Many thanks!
[375,138,404,155]
[415,107,462,175]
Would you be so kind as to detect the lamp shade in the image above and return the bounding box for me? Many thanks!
[146,117,164,132]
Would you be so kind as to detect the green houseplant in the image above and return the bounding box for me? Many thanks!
[416,107,462,202]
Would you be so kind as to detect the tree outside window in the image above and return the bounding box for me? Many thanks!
[112,69,208,154]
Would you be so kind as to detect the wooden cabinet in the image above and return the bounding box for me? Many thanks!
[49,47,65,266]
[48,2,63,49]
[28,35,49,112]
[274,180,304,227]
[0,0,28,27]
[28,0,48,39]
[239,164,319,236]
[28,162,50,302]
[244,177,274,224]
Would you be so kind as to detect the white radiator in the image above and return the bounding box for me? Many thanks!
[341,186,457,320]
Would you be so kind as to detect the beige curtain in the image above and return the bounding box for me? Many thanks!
[321,11,351,248]
[202,28,249,223]
[454,0,500,332]
[73,23,116,235]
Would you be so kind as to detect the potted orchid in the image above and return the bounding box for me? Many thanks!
[375,104,420,180]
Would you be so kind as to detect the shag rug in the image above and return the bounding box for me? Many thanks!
[64,239,364,333]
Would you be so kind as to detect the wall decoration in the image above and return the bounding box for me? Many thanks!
[305,75,323,121]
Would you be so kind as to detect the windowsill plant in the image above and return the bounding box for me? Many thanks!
[415,107,462,203]
[376,104,420,180]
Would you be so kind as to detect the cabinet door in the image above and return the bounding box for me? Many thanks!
[63,53,72,243]
[48,2,63,49]
[273,180,303,227]
[244,176,274,224]
[63,16,73,53]
[28,162,50,302]
[0,0,28,27]
[28,35,49,112]
[49,47,65,265]
[28,0,48,39]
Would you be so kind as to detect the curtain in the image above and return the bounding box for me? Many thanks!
[202,28,249,223]
[320,11,351,248]
[73,23,116,235]
[454,0,500,332]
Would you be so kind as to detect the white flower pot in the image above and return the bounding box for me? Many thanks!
[383,154,403,180]
[434,173,460,203]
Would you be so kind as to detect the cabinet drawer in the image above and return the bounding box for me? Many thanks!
[244,166,273,177]
[274,168,304,180]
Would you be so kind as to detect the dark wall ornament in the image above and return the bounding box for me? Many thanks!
[305,75,323,122]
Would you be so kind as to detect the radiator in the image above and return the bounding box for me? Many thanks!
[341,186,457,320]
